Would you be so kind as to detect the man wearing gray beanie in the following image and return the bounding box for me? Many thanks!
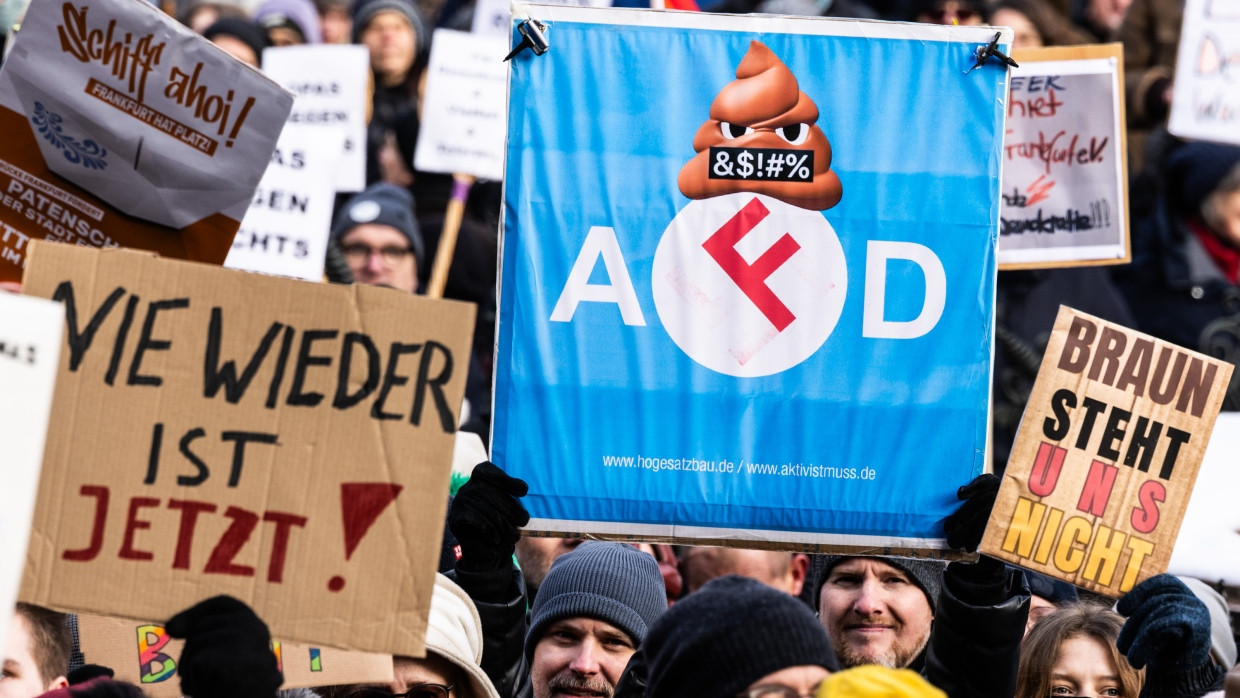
[520,541,666,698]
[331,183,424,293]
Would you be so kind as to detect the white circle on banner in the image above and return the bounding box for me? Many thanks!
[652,193,847,377]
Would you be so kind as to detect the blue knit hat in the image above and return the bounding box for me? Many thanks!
[525,542,667,660]
[331,183,424,264]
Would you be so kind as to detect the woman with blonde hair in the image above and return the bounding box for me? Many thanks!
[1016,603,1143,698]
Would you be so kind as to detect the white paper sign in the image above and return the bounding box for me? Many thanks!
[999,51,1128,267]
[225,126,336,280]
[472,0,612,38]
[1169,0,1240,145]
[262,45,369,193]
[1168,412,1240,586]
[414,30,509,181]
[0,0,292,229]
[0,293,63,659]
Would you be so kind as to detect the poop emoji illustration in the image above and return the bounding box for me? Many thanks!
[651,41,848,378]
[678,41,842,212]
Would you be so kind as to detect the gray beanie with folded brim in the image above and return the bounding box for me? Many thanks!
[525,541,667,660]
[811,555,945,613]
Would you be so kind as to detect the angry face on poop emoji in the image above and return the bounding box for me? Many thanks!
[678,40,843,212]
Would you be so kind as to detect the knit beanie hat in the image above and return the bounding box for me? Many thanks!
[202,17,270,61]
[426,573,501,698]
[351,0,426,51]
[640,575,838,698]
[814,665,947,697]
[525,542,667,660]
[254,0,323,43]
[811,556,945,613]
[1166,141,1240,219]
[331,183,425,264]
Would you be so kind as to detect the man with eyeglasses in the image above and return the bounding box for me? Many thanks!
[331,183,425,294]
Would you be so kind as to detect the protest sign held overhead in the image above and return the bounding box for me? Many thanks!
[0,292,63,657]
[0,0,293,283]
[980,306,1231,597]
[19,241,476,655]
[224,125,336,280]
[76,613,393,697]
[999,45,1129,268]
[414,29,508,182]
[495,8,1011,551]
[261,45,368,194]
[1169,0,1240,146]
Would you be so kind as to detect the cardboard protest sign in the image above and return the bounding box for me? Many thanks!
[0,293,63,658]
[19,241,476,655]
[980,306,1232,597]
[495,8,1012,551]
[999,45,1129,269]
[77,614,393,697]
[1169,0,1240,146]
[414,30,508,182]
[0,0,293,284]
[261,45,368,194]
[224,125,336,280]
[1167,413,1240,586]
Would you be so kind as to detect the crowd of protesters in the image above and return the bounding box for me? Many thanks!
[2,0,1240,695]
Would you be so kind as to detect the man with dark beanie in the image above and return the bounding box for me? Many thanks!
[523,541,667,698]
[617,575,838,698]
[331,182,425,293]
[809,473,1030,698]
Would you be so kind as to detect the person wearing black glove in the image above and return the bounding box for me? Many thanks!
[447,461,532,698]
[1118,574,1227,698]
[924,472,1031,698]
[165,595,282,698]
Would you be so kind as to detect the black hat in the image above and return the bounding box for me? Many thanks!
[351,0,425,50]
[636,575,838,698]
[202,17,270,62]
[810,555,945,613]
[1166,141,1240,220]
[331,183,425,264]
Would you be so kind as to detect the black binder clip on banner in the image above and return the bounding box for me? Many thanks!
[504,19,550,62]
[966,31,1018,74]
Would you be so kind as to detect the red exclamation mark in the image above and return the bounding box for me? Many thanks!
[328,482,404,592]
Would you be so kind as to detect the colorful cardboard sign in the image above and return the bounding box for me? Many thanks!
[494,8,1012,551]
[1169,0,1240,146]
[1167,413,1240,586]
[0,0,293,283]
[261,45,368,194]
[999,45,1129,269]
[414,29,509,181]
[224,125,336,281]
[980,306,1232,597]
[76,614,393,697]
[0,292,63,659]
[19,241,476,655]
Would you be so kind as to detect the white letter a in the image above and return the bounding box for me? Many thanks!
[550,226,646,326]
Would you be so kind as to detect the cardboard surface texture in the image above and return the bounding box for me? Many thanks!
[0,292,64,658]
[980,306,1232,597]
[19,241,476,656]
[999,45,1129,269]
[77,613,393,697]
[0,0,293,282]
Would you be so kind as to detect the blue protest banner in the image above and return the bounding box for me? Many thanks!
[494,8,1012,550]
